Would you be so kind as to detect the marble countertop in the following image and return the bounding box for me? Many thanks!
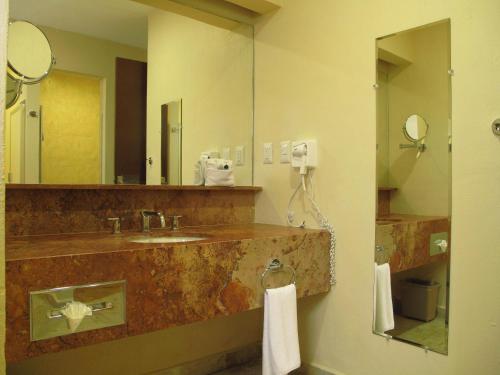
[6,223,331,362]
[6,224,323,261]
[376,214,449,225]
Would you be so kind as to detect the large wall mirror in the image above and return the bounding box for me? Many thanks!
[5,0,254,186]
[373,20,452,355]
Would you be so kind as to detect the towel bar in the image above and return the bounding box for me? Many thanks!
[261,259,296,289]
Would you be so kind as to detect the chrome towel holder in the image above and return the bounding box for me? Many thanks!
[261,259,296,289]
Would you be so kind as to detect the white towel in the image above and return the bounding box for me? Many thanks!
[205,168,235,186]
[373,262,395,333]
[262,284,301,375]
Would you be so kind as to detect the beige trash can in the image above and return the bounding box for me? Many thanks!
[401,279,440,322]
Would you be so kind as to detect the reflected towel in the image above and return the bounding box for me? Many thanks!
[373,262,394,333]
[203,158,235,186]
[262,284,301,375]
[204,168,235,186]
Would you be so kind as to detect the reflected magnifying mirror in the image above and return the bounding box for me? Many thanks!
[7,20,54,85]
[403,114,429,142]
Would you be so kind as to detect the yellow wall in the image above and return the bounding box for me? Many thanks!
[386,22,451,216]
[146,10,253,185]
[39,26,147,184]
[0,0,6,372]
[40,70,101,184]
[254,1,500,375]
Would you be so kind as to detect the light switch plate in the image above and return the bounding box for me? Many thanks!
[209,150,220,159]
[235,146,245,166]
[263,143,273,164]
[280,141,291,163]
[222,147,231,160]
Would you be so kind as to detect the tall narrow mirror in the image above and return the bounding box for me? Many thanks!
[373,20,452,355]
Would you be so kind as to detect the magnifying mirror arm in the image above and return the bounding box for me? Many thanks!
[399,142,427,152]
[399,141,427,159]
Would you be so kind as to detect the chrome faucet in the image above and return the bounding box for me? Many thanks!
[141,210,166,232]
[169,215,183,231]
[107,217,122,234]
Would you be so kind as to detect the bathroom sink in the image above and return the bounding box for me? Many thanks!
[128,236,207,244]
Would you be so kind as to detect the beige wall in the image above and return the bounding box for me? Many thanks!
[40,70,101,184]
[0,0,7,373]
[40,26,147,184]
[254,1,500,375]
[146,10,253,185]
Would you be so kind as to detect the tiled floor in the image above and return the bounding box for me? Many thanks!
[388,314,448,354]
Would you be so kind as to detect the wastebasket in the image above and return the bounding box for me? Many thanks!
[401,278,440,321]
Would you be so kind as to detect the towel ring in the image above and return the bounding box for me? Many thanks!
[260,259,296,289]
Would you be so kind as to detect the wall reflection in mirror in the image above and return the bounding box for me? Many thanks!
[374,20,451,355]
[5,0,254,186]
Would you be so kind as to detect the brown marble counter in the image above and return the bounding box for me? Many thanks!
[6,224,330,362]
[375,214,450,273]
[376,214,446,225]
[7,184,262,191]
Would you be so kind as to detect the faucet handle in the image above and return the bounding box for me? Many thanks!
[107,217,122,234]
[168,215,183,231]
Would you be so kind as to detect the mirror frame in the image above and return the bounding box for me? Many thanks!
[6,75,22,109]
[402,114,429,143]
[7,20,55,85]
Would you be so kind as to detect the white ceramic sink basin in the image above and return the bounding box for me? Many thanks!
[128,236,207,244]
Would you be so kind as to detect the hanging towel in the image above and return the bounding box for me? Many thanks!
[262,284,301,375]
[373,262,395,333]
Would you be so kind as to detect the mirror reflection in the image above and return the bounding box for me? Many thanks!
[5,0,254,186]
[374,20,451,355]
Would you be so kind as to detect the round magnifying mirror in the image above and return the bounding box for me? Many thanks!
[6,74,22,109]
[403,114,429,142]
[7,20,54,85]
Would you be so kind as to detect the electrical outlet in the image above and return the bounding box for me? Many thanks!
[263,143,273,164]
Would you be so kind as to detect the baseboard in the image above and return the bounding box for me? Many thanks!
[148,343,261,375]
[437,305,447,319]
[302,363,346,375]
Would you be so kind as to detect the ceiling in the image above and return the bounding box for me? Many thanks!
[9,0,152,49]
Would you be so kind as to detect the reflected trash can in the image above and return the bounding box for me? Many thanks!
[401,278,440,321]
